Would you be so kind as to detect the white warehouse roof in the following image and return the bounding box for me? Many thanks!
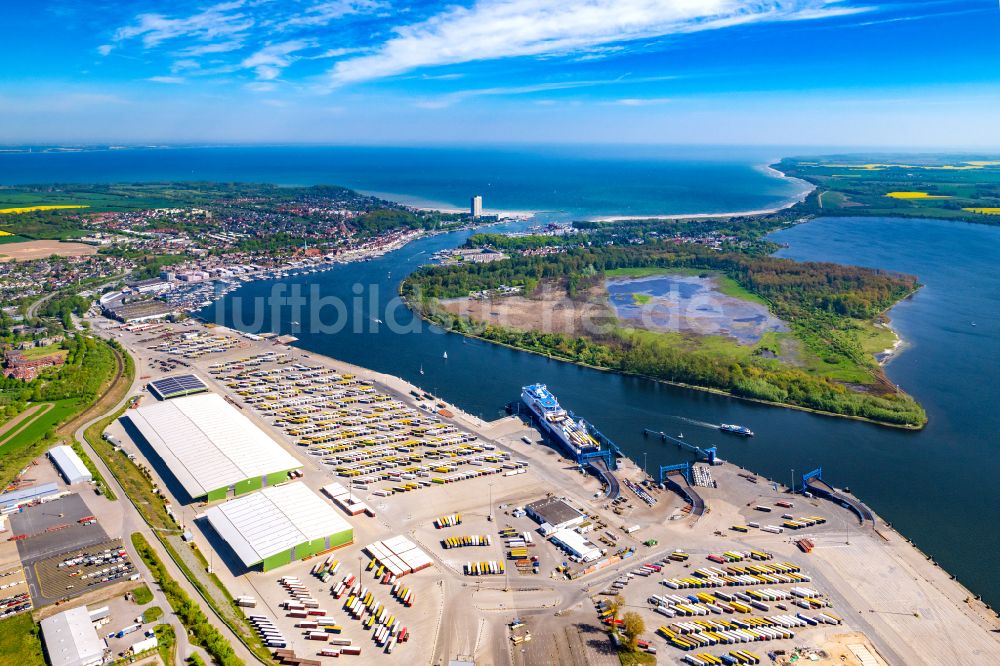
[49,445,92,485]
[550,528,602,563]
[203,482,352,566]
[124,392,301,498]
[41,605,104,666]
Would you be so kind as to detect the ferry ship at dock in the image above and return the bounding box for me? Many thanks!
[521,384,615,463]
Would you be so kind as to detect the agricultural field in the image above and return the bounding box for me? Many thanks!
[0,399,77,453]
[0,205,89,214]
[779,156,1000,224]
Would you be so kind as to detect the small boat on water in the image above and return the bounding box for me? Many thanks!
[419,364,424,375]
[719,423,754,437]
[443,351,448,360]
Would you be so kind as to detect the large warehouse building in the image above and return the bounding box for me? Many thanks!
[203,482,354,571]
[41,605,104,666]
[123,392,302,502]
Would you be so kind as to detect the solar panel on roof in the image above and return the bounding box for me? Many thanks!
[149,374,208,399]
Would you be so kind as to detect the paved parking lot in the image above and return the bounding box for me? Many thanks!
[9,495,122,605]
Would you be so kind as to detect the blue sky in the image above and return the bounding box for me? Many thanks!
[1,0,998,147]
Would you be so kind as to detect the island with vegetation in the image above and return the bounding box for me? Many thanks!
[403,214,927,428]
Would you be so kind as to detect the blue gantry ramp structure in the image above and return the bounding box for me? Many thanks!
[802,467,873,525]
[658,462,706,517]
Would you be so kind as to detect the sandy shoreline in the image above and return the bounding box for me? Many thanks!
[590,164,815,222]
[389,163,815,224]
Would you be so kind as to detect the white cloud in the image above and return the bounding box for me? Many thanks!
[114,1,253,48]
[241,39,316,80]
[246,81,278,92]
[177,40,246,57]
[148,76,186,84]
[613,97,672,106]
[413,74,678,107]
[330,0,873,85]
[278,1,386,30]
[97,44,113,56]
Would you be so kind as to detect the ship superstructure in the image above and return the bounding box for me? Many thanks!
[521,384,603,459]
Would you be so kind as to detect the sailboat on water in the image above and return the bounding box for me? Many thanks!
[419,364,424,375]
[443,351,448,360]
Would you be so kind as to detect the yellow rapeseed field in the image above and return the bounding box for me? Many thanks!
[885,191,951,199]
[0,230,12,236]
[825,163,983,171]
[963,207,1000,215]
[0,205,89,214]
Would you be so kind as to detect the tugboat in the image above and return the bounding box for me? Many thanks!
[719,423,754,437]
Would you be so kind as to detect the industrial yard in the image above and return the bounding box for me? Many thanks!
[6,314,994,665]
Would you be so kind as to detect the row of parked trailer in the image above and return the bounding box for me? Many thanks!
[782,516,827,530]
[247,614,287,649]
[151,332,241,359]
[683,649,762,665]
[648,585,802,618]
[705,550,772,564]
[332,571,410,654]
[464,560,506,576]
[434,513,462,529]
[389,582,415,607]
[310,555,341,582]
[442,535,491,548]
[657,612,840,651]
[662,562,811,590]
[212,354,525,495]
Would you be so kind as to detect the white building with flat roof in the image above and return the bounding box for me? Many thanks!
[549,528,602,563]
[471,195,483,219]
[41,605,104,666]
[48,445,92,485]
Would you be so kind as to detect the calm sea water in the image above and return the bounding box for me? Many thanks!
[1,148,995,606]
[0,145,806,219]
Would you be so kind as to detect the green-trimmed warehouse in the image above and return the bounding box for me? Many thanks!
[203,482,354,571]
[123,392,302,502]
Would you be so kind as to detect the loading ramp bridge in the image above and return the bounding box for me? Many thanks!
[588,458,620,500]
[802,468,873,525]
[658,462,705,518]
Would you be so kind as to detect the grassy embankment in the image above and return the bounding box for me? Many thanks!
[0,613,45,666]
[132,583,154,605]
[0,335,125,493]
[131,532,244,666]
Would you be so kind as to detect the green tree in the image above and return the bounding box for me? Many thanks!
[622,612,644,651]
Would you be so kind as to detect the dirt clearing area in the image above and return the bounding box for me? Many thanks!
[0,240,97,262]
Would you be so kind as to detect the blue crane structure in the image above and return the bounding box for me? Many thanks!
[643,428,717,464]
